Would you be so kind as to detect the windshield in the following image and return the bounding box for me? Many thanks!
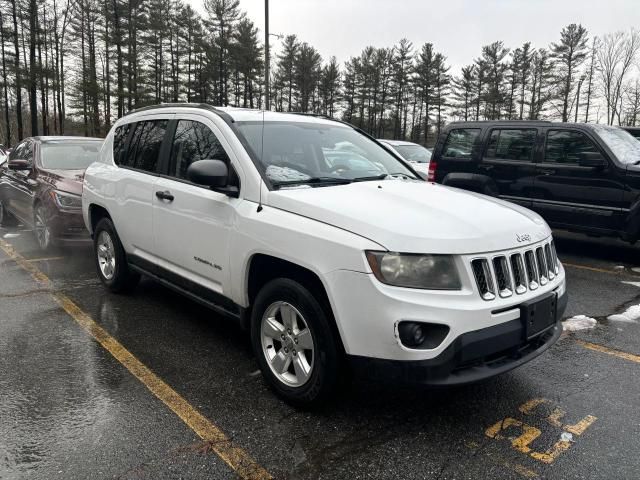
[593,126,640,165]
[235,121,416,186]
[40,142,102,170]
[393,144,431,163]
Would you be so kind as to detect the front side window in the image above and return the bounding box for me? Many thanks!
[169,120,230,180]
[235,121,414,185]
[485,129,537,161]
[8,141,28,161]
[544,130,599,165]
[40,142,102,170]
[126,120,168,173]
[442,129,480,158]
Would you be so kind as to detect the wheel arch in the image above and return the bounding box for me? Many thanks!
[88,203,112,235]
[244,253,345,354]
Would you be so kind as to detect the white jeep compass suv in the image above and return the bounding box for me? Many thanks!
[82,104,567,405]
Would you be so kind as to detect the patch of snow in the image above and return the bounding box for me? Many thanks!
[2,233,20,238]
[632,267,640,274]
[562,315,597,331]
[607,304,640,323]
[622,281,640,288]
[560,432,574,443]
[614,265,625,270]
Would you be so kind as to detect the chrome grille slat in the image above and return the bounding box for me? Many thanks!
[471,240,558,300]
[472,258,496,301]
[544,244,555,280]
[492,256,513,297]
[536,247,548,285]
[510,253,527,295]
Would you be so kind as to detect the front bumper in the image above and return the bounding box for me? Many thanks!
[348,289,566,386]
[44,204,91,245]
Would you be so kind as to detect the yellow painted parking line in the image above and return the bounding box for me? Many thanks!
[576,340,640,364]
[26,256,65,263]
[0,238,271,480]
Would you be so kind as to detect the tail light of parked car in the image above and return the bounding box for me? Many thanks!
[427,161,437,182]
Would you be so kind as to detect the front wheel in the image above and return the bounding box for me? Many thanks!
[250,278,341,407]
[93,217,140,293]
[34,204,53,250]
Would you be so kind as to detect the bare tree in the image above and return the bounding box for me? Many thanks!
[597,29,640,125]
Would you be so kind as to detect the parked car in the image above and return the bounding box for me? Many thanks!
[83,104,566,405]
[378,139,431,178]
[622,126,640,140]
[431,121,640,243]
[0,136,103,249]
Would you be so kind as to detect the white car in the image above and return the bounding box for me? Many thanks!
[378,139,432,178]
[83,105,567,405]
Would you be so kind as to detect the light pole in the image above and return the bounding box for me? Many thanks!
[264,0,270,110]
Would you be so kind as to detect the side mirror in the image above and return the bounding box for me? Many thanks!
[579,152,607,168]
[186,159,239,197]
[8,159,31,170]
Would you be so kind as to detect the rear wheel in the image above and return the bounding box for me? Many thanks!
[93,217,140,293]
[250,278,340,407]
[34,204,53,250]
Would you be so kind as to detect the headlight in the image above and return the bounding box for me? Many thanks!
[50,190,82,209]
[366,251,461,290]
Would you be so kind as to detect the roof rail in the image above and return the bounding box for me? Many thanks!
[124,102,235,124]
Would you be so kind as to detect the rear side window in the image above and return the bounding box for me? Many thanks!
[442,129,480,158]
[544,130,599,165]
[126,120,168,173]
[485,129,537,161]
[169,120,229,180]
[113,123,132,165]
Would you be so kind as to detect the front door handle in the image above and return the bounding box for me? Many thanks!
[155,190,174,202]
[537,169,555,176]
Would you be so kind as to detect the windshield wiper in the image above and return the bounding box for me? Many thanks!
[272,177,353,189]
[352,173,416,182]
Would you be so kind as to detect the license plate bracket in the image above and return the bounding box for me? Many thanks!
[521,292,557,340]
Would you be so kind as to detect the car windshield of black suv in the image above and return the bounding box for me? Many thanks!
[394,144,431,163]
[593,126,640,164]
[235,121,416,186]
[41,142,102,170]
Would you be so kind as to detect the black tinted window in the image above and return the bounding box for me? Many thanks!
[126,120,168,172]
[113,124,132,166]
[442,129,480,158]
[485,129,537,161]
[170,120,229,179]
[545,130,599,164]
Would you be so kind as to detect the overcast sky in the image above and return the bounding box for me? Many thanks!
[191,0,640,75]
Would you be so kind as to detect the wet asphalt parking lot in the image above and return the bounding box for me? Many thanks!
[1,224,640,480]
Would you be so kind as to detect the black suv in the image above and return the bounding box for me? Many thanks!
[430,121,640,243]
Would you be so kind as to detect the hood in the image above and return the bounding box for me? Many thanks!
[40,169,85,196]
[267,180,551,254]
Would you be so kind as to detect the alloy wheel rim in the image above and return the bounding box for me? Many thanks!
[34,208,50,249]
[261,301,315,387]
[96,231,116,280]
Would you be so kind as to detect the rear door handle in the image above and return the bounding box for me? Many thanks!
[537,169,555,175]
[155,190,174,202]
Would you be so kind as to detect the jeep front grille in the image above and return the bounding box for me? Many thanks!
[471,240,559,301]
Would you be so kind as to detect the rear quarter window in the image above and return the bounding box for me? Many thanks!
[113,123,132,166]
[442,128,480,158]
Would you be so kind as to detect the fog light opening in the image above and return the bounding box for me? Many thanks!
[398,321,450,349]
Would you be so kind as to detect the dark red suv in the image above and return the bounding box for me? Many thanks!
[0,136,103,250]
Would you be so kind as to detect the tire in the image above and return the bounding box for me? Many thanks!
[34,204,54,250]
[250,278,340,407]
[93,217,140,293]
